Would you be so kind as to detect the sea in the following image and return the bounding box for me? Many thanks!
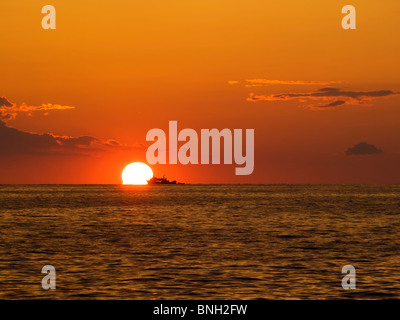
[0,184,400,299]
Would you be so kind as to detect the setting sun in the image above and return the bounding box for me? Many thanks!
[122,162,153,185]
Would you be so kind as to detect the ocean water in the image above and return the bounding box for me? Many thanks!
[1,184,400,300]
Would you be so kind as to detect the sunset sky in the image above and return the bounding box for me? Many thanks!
[1,0,399,183]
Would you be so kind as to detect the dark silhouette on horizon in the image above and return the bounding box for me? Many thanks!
[147,175,184,185]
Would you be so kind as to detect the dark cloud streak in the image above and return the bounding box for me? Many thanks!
[249,88,397,102]
[247,87,398,109]
[0,120,129,156]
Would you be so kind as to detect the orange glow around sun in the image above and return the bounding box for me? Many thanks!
[122,162,153,185]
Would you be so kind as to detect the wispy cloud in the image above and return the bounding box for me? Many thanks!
[229,79,341,87]
[0,96,75,120]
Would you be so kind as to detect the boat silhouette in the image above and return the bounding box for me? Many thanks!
[147,175,184,185]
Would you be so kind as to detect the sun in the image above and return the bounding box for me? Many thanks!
[122,162,153,185]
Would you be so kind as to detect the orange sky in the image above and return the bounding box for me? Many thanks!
[1,0,400,183]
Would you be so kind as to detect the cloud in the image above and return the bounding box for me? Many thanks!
[19,103,75,112]
[249,87,396,101]
[0,96,145,159]
[231,79,342,87]
[0,96,75,120]
[345,142,383,156]
[0,120,140,156]
[247,87,398,109]
[308,100,346,110]
[0,97,13,107]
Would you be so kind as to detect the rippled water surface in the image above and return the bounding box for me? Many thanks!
[1,184,400,299]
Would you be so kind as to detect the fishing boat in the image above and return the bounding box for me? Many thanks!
[147,175,184,185]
